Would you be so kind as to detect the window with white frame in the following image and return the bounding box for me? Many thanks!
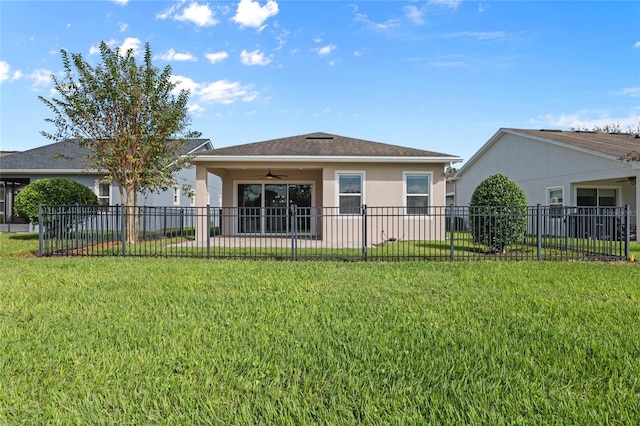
[190,192,196,207]
[173,186,180,206]
[95,180,111,206]
[337,172,363,214]
[404,172,431,215]
[548,187,564,217]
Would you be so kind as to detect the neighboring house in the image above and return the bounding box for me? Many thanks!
[191,132,462,242]
[452,128,640,241]
[0,138,220,231]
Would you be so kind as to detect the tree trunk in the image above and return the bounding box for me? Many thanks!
[125,188,137,244]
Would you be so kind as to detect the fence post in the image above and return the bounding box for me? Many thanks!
[362,204,368,261]
[120,204,126,257]
[625,205,630,260]
[74,203,80,251]
[537,204,542,261]
[38,204,44,257]
[291,204,298,261]
[449,204,455,261]
[206,205,211,259]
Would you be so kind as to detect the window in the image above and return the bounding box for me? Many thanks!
[548,187,563,217]
[173,186,180,206]
[95,180,111,206]
[577,188,617,207]
[404,173,430,215]
[190,192,196,207]
[337,172,363,214]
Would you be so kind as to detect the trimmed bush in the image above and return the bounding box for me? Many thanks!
[14,178,99,225]
[470,174,527,253]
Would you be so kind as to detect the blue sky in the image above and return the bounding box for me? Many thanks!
[1,0,639,164]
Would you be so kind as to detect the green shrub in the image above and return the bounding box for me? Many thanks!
[469,174,528,253]
[14,178,99,225]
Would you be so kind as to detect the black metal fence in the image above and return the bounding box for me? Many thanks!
[38,204,632,261]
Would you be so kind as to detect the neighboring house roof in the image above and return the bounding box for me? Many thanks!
[0,138,212,174]
[0,151,18,158]
[194,132,461,163]
[455,128,640,178]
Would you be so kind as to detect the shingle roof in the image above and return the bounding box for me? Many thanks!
[0,138,211,171]
[504,128,640,159]
[196,132,458,158]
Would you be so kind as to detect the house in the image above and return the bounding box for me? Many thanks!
[191,132,462,243]
[0,138,220,231]
[452,128,640,241]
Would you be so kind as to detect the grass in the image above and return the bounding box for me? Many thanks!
[1,233,640,423]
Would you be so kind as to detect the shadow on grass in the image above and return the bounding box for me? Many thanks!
[8,233,39,241]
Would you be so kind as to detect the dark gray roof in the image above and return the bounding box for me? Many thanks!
[505,128,640,159]
[197,132,458,158]
[0,138,211,171]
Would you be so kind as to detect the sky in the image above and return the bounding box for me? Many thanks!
[1,0,639,165]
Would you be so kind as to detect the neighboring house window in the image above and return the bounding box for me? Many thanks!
[404,172,431,215]
[337,172,364,214]
[95,180,111,206]
[190,193,196,207]
[577,188,617,208]
[173,186,180,206]
[548,187,564,217]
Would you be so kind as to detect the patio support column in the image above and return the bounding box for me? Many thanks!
[195,165,209,245]
[636,173,640,243]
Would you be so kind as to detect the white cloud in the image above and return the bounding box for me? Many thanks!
[155,48,197,62]
[157,2,218,27]
[89,39,118,55]
[240,49,271,66]
[317,44,336,56]
[440,31,508,41]
[634,41,640,48]
[205,51,229,64]
[0,61,11,82]
[404,5,424,25]
[313,36,323,43]
[111,0,129,5]
[199,80,258,104]
[354,50,362,57]
[29,69,52,90]
[354,13,401,32]
[171,75,259,106]
[428,0,461,9]
[232,0,279,30]
[178,2,218,26]
[120,37,142,55]
[619,88,640,97]
[540,112,640,131]
[170,75,200,95]
[119,22,128,32]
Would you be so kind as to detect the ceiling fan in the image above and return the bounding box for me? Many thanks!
[615,176,636,185]
[251,168,288,180]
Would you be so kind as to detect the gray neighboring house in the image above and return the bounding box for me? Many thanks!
[0,138,220,231]
[452,128,640,241]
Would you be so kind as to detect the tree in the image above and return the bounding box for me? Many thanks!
[469,174,528,253]
[14,178,99,234]
[39,41,196,242]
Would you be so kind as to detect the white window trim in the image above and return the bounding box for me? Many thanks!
[335,170,366,215]
[94,179,112,206]
[403,171,433,217]
[547,186,564,205]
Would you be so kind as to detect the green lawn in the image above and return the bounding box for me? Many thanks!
[1,233,640,423]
